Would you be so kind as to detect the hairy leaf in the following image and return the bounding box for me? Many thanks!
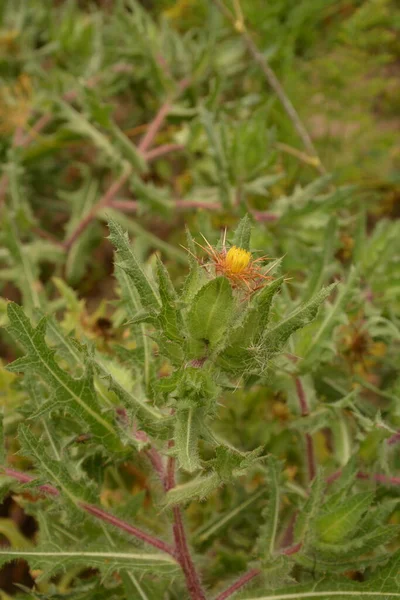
[187,276,233,351]
[6,303,120,450]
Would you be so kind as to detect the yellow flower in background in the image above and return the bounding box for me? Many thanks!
[0,74,32,136]
[0,29,19,54]
[163,0,195,21]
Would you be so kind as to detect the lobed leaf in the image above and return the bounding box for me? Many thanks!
[6,303,120,450]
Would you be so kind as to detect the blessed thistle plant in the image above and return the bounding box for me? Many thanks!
[0,215,399,600]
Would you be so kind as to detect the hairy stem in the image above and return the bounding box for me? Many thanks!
[2,467,175,556]
[62,77,190,251]
[327,469,400,486]
[215,568,260,600]
[145,143,185,161]
[138,78,190,153]
[166,456,206,600]
[62,167,132,250]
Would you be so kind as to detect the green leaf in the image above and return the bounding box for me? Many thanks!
[24,377,61,461]
[0,411,4,465]
[0,545,179,576]
[257,456,281,558]
[94,359,164,431]
[165,472,221,506]
[211,445,265,483]
[303,216,337,301]
[108,218,160,311]
[114,265,153,392]
[59,100,125,169]
[294,472,324,545]
[301,268,358,369]
[232,214,252,250]
[316,492,374,543]
[240,550,400,598]
[181,227,206,303]
[174,408,202,473]
[187,277,233,351]
[110,123,148,174]
[121,571,169,600]
[130,175,173,215]
[264,284,336,357]
[157,258,185,342]
[194,487,265,544]
[316,524,399,558]
[218,277,283,371]
[17,425,94,505]
[3,216,42,314]
[5,303,120,450]
[200,107,231,209]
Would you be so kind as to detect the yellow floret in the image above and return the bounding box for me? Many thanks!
[225,246,252,274]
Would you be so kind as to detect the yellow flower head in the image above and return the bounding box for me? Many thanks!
[191,236,272,296]
[225,246,252,274]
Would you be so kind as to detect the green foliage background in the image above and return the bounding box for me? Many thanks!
[0,0,399,599]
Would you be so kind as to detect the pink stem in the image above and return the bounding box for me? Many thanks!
[357,471,400,486]
[145,143,185,161]
[138,78,190,153]
[215,569,260,600]
[305,433,316,482]
[145,447,167,489]
[166,455,206,600]
[294,377,309,416]
[2,467,175,556]
[81,502,174,555]
[327,469,400,487]
[387,431,400,445]
[252,210,279,222]
[281,541,302,556]
[62,168,131,250]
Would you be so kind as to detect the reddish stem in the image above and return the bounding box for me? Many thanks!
[215,568,260,600]
[305,433,316,482]
[2,467,175,556]
[327,469,400,487]
[145,447,166,488]
[173,506,206,600]
[145,143,185,161]
[294,377,309,416]
[138,78,190,153]
[166,455,206,600]
[387,431,400,445]
[62,168,131,250]
[357,471,400,486]
[281,541,302,556]
[81,502,174,555]
[32,227,65,248]
[252,210,279,222]
[279,510,297,550]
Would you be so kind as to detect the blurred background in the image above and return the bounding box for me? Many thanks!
[0,0,399,595]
